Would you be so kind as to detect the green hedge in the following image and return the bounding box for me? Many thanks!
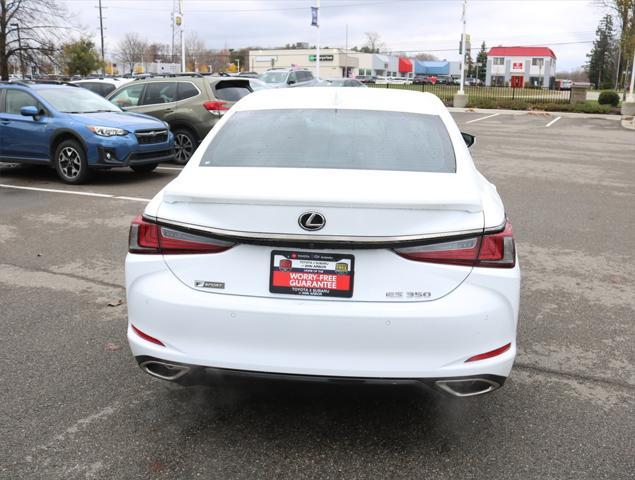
[466,98,613,114]
[598,90,620,107]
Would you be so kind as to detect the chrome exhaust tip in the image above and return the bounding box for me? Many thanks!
[434,378,501,397]
[140,360,190,381]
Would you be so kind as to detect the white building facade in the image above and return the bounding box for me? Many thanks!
[485,46,557,88]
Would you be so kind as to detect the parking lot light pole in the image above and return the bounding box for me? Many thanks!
[316,0,320,80]
[453,0,469,107]
[458,0,466,95]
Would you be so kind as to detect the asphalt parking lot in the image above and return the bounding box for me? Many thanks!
[1,111,634,479]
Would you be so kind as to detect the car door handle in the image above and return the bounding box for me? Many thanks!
[0,119,9,125]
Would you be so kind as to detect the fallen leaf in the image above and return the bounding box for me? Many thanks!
[107,299,124,307]
[104,342,121,351]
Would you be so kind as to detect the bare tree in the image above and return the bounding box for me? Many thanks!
[117,33,147,74]
[0,0,73,79]
[363,32,384,53]
[415,53,440,61]
[185,32,205,71]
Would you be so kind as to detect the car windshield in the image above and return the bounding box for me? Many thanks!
[259,71,288,84]
[200,109,456,173]
[38,87,121,113]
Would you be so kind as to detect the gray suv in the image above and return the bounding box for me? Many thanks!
[259,68,316,88]
[107,75,252,164]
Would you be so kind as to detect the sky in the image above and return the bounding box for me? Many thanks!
[61,0,610,71]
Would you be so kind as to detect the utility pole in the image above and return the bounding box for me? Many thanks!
[180,0,185,72]
[11,23,25,78]
[628,51,635,102]
[97,0,106,75]
[344,23,348,78]
[171,0,176,63]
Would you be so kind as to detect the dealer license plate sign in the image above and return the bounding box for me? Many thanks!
[270,250,354,298]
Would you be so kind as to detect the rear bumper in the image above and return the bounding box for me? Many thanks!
[126,255,520,382]
[135,355,507,396]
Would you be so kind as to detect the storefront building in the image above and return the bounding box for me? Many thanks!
[347,53,401,77]
[485,46,556,88]
[398,57,413,78]
[413,60,461,78]
[248,48,358,78]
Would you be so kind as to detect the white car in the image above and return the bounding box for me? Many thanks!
[72,77,132,97]
[126,88,520,397]
[387,76,411,85]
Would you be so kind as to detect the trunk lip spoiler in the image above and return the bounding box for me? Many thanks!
[144,215,507,249]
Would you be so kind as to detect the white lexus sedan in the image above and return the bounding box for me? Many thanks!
[126,87,520,398]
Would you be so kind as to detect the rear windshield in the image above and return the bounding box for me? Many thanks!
[213,80,252,102]
[200,109,456,173]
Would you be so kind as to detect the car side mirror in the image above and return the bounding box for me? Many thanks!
[287,79,296,85]
[21,105,40,118]
[461,132,475,148]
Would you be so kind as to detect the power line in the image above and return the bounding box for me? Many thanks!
[249,40,594,57]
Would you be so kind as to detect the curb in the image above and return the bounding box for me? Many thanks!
[448,107,622,121]
[620,116,635,130]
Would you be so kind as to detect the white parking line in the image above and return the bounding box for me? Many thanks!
[0,184,150,202]
[465,113,500,124]
[545,116,562,128]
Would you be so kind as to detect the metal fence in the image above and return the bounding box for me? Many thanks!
[367,83,571,105]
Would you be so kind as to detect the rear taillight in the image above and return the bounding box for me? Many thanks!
[203,100,229,116]
[394,220,515,268]
[128,215,234,254]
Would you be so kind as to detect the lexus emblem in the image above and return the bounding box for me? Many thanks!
[298,211,326,231]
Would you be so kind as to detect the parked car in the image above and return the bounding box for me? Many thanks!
[354,75,376,84]
[387,76,410,85]
[413,75,433,85]
[237,71,259,78]
[107,74,252,164]
[258,68,317,88]
[73,77,132,97]
[246,78,270,91]
[435,75,454,85]
[318,78,367,88]
[0,82,174,183]
[465,77,483,86]
[555,79,573,90]
[374,76,389,85]
[126,88,520,398]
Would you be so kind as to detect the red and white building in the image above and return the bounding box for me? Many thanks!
[485,46,556,88]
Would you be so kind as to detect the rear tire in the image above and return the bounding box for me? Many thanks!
[131,163,158,173]
[173,128,196,165]
[54,140,90,184]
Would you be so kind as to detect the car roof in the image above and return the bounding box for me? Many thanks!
[233,87,446,115]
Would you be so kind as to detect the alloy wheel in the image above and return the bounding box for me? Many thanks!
[58,147,82,179]
[175,133,194,163]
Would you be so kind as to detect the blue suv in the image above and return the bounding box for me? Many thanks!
[0,82,174,184]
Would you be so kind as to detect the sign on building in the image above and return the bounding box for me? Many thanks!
[309,54,334,62]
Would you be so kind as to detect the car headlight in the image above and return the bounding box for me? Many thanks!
[88,125,129,137]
